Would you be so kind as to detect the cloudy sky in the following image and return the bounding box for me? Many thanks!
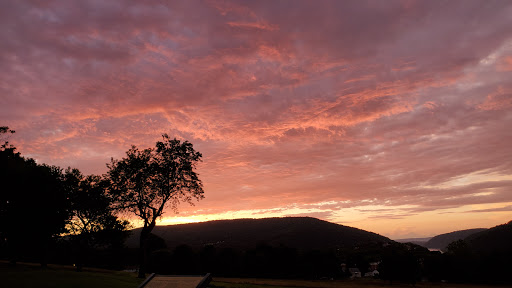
[1,0,512,239]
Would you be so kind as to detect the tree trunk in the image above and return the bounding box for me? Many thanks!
[138,219,157,278]
[138,227,151,278]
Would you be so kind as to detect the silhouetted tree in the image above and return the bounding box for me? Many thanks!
[446,239,469,255]
[423,251,445,282]
[148,249,172,274]
[107,134,204,278]
[64,169,130,271]
[0,126,15,150]
[444,239,475,282]
[0,146,72,266]
[172,244,198,274]
[199,245,217,274]
[146,233,169,274]
[380,243,420,285]
[217,247,241,277]
[1,127,129,270]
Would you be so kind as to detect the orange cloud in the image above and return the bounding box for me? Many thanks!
[497,56,512,71]
[478,86,512,111]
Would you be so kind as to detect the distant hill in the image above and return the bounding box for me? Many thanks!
[466,220,512,255]
[425,228,487,251]
[395,237,432,246]
[125,217,390,251]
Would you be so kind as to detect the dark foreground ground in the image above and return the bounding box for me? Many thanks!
[0,261,143,288]
[211,278,512,288]
[2,262,511,288]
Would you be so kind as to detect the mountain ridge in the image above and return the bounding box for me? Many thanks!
[125,216,391,251]
[424,228,487,251]
[466,220,512,254]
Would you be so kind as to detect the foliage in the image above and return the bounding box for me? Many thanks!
[107,134,204,277]
[0,126,15,150]
[108,134,204,224]
[0,146,72,266]
[0,126,129,270]
[446,239,470,255]
[63,168,130,271]
[64,169,129,246]
[0,126,14,134]
[379,242,422,285]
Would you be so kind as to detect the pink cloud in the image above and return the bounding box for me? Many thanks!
[478,86,512,111]
[497,56,512,71]
[2,0,512,237]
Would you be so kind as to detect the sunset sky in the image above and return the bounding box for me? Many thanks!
[1,0,512,239]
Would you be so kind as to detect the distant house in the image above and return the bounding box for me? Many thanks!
[369,262,379,270]
[365,261,380,277]
[349,268,361,278]
[340,263,347,273]
[364,270,379,277]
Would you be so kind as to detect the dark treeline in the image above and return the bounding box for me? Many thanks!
[0,126,129,270]
[0,127,204,278]
[139,231,510,285]
[139,231,363,279]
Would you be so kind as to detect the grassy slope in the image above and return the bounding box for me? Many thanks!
[1,262,143,288]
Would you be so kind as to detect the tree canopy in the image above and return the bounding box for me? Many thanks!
[65,169,129,239]
[1,126,128,269]
[107,134,204,277]
[0,147,72,266]
[63,168,130,271]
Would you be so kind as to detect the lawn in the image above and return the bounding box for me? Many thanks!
[0,261,143,288]
[3,264,510,288]
[210,278,402,288]
[210,277,512,288]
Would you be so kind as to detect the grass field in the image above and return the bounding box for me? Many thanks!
[0,261,143,288]
[2,263,510,288]
[210,277,512,288]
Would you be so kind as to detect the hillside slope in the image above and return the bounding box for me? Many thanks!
[425,228,487,251]
[395,237,432,247]
[466,220,512,255]
[125,217,390,251]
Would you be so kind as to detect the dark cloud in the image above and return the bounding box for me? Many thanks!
[464,205,512,213]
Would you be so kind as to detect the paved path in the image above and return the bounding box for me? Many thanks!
[140,274,211,288]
